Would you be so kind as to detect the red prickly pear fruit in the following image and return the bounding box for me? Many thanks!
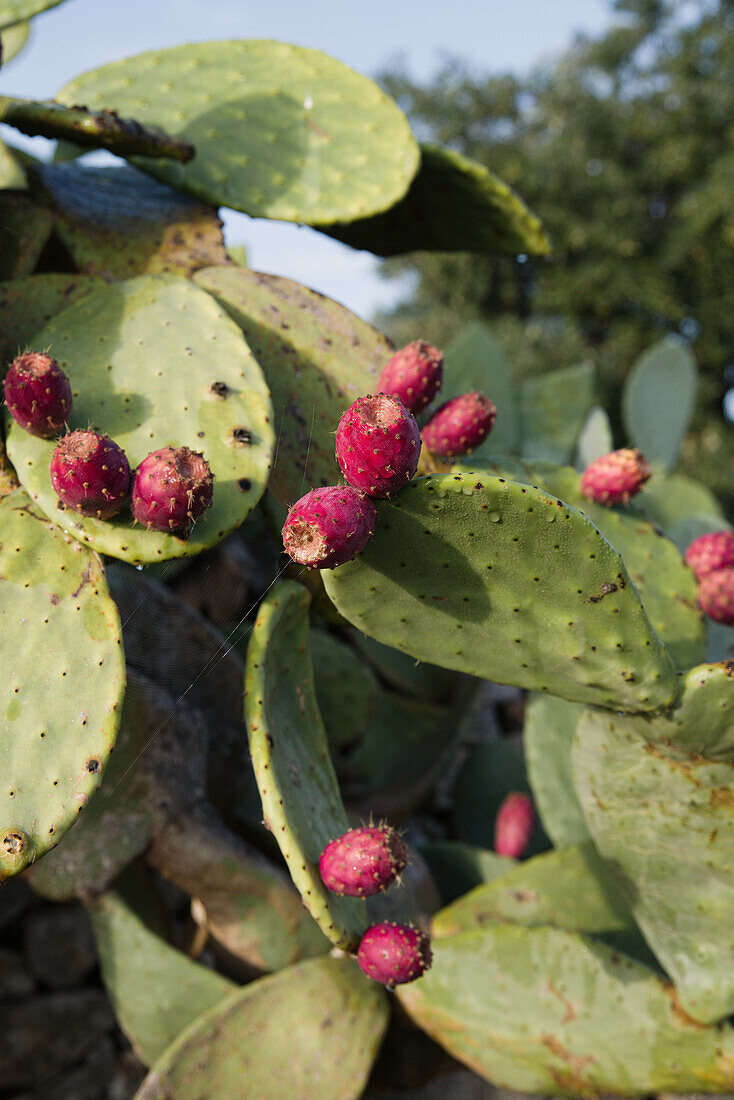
[494,792,535,858]
[357,922,432,987]
[319,825,408,898]
[580,448,651,506]
[335,394,421,498]
[131,446,213,534]
[421,391,496,457]
[684,530,734,581]
[50,429,130,519]
[377,340,444,415]
[698,567,734,625]
[282,485,376,569]
[4,351,72,438]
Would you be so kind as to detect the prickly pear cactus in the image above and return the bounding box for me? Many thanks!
[6,274,274,563]
[0,490,124,879]
[0,273,97,366]
[0,0,66,27]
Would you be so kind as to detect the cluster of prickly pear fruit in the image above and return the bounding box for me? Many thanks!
[685,529,734,624]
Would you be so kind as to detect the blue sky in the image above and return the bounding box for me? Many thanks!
[1,0,612,319]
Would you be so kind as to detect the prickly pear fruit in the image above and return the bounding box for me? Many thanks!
[319,825,408,898]
[377,340,444,415]
[580,448,651,506]
[282,485,376,568]
[4,351,72,438]
[335,394,421,498]
[698,567,734,625]
[685,530,734,581]
[50,429,130,519]
[130,446,213,534]
[494,792,535,858]
[357,922,432,987]
[421,391,496,457]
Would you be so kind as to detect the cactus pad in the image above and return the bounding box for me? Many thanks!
[135,956,388,1100]
[322,473,677,711]
[524,693,590,848]
[0,273,97,368]
[624,661,734,759]
[90,889,235,1068]
[6,274,274,563]
[57,41,419,226]
[398,925,734,1095]
[574,709,734,1023]
[0,193,53,280]
[0,0,65,28]
[32,162,228,279]
[0,490,124,880]
[622,338,697,472]
[441,321,518,456]
[0,137,27,188]
[193,265,389,506]
[418,841,514,905]
[310,629,379,751]
[576,405,613,469]
[322,144,549,256]
[245,581,367,950]
[520,362,595,464]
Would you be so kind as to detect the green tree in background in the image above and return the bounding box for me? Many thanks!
[377,0,734,506]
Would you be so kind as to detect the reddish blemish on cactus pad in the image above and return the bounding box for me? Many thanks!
[580,448,651,506]
[282,485,376,569]
[319,825,407,898]
[698,568,734,625]
[4,351,72,438]
[335,394,421,498]
[131,446,213,534]
[684,530,734,582]
[357,922,432,987]
[377,340,444,415]
[421,391,496,457]
[50,429,130,519]
[494,792,535,858]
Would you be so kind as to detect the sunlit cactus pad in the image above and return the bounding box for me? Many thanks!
[322,144,549,256]
[56,41,420,225]
[0,273,98,368]
[0,490,124,880]
[32,162,228,279]
[193,266,390,506]
[0,0,65,28]
[323,473,677,711]
[6,273,274,563]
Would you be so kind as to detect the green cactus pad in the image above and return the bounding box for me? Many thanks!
[453,740,547,855]
[135,956,388,1100]
[0,273,97,369]
[322,143,550,256]
[0,193,53,280]
[28,670,207,901]
[441,321,519,456]
[624,661,734,759]
[0,137,27,189]
[193,265,389,507]
[524,694,590,848]
[322,473,677,711]
[245,580,367,950]
[520,362,596,464]
[6,273,274,564]
[622,338,697,472]
[32,163,228,280]
[0,0,65,28]
[433,841,633,940]
[398,925,734,1096]
[0,490,124,880]
[637,472,724,532]
[89,890,235,1068]
[464,458,705,669]
[57,41,419,226]
[418,841,514,905]
[1,20,29,63]
[576,405,613,468]
[668,513,731,556]
[310,629,379,752]
[347,630,455,704]
[574,710,734,1023]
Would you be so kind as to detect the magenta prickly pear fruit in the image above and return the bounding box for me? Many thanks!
[282,485,376,568]
[319,825,407,898]
[50,429,130,519]
[357,922,432,987]
[580,448,651,506]
[335,394,421,498]
[4,351,72,438]
[377,340,444,415]
[421,391,496,457]
[131,446,213,534]
[494,792,535,858]
[698,567,734,625]
[684,530,734,581]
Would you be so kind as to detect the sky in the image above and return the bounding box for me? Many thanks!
[0,0,613,320]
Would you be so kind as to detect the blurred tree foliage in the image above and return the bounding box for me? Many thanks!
[376,0,734,507]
